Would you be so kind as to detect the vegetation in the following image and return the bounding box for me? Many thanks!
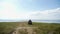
[0,22,60,34]
[32,22,60,34]
[0,22,20,34]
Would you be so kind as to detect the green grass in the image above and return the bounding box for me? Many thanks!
[32,22,60,34]
[0,22,60,34]
[0,22,20,34]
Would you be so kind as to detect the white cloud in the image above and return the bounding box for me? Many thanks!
[0,0,30,20]
[29,8,60,20]
[0,0,60,20]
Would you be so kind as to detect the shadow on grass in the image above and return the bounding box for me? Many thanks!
[53,27,60,34]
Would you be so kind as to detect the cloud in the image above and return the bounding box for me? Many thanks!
[29,8,60,20]
[0,0,60,20]
[0,0,29,20]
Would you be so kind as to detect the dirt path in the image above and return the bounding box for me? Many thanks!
[12,23,37,34]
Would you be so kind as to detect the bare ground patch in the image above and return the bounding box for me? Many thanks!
[12,27,38,34]
[12,23,38,34]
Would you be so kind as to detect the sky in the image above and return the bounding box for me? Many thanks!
[0,0,60,20]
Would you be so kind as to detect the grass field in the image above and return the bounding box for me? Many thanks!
[0,22,20,34]
[0,22,60,34]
